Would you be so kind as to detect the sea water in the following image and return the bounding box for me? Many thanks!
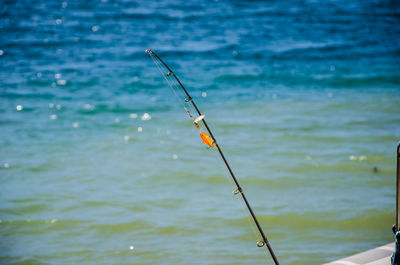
[0,0,399,264]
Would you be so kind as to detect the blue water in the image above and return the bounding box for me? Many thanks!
[1,0,399,264]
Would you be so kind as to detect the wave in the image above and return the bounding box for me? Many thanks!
[191,210,392,234]
[267,41,352,54]
[214,73,264,83]
[88,220,152,233]
[0,91,55,100]
[10,258,50,265]
[76,103,171,115]
[0,219,89,236]
[257,210,393,231]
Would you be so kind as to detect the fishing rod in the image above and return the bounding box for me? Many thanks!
[146,49,279,265]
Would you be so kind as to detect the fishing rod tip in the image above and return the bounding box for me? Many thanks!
[145,49,152,53]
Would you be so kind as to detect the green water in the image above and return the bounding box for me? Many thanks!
[1,88,398,264]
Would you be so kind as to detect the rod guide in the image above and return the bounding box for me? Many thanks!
[257,241,265,247]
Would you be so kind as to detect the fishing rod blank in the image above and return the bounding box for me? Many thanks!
[146,49,280,265]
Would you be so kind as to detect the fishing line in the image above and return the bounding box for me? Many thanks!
[191,128,263,255]
[213,149,267,252]
[212,147,271,257]
[163,65,202,130]
[152,52,204,131]
[150,54,187,110]
[204,136,265,252]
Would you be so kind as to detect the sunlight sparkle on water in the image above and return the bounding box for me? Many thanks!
[129,113,138,119]
[16,105,23,111]
[349,155,367,161]
[50,114,57,120]
[72,122,79,128]
[83,104,95,110]
[138,127,143,132]
[141,113,151,120]
[57,80,66,85]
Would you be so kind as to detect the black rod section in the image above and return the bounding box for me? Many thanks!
[146,49,279,265]
[397,143,400,232]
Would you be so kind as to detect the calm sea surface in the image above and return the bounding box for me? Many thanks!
[1,0,399,264]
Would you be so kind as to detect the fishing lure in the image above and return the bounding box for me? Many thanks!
[200,132,217,149]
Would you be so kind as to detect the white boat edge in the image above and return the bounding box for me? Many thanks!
[323,242,395,265]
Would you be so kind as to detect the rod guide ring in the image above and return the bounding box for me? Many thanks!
[257,241,265,247]
[232,189,240,195]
